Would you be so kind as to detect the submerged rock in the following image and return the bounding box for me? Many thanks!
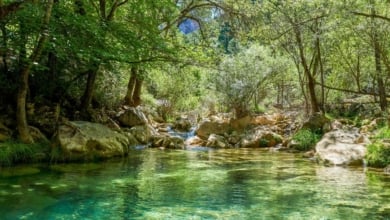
[315,129,369,166]
[53,121,133,161]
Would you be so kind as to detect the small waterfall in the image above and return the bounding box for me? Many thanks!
[167,126,196,141]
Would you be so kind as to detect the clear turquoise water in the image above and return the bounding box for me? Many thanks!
[0,148,389,220]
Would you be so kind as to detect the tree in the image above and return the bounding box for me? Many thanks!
[213,44,288,118]
[16,0,54,143]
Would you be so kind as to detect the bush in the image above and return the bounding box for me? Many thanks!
[373,126,390,139]
[292,129,321,151]
[0,140,49,167]
[366,142,390,168]
[366,126,390,168]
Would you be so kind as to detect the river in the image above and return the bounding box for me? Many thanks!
[0,148,389,219]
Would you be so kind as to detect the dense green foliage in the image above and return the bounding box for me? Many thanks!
[292,129,322,151]
[366,126,390,168]
[0,140,49,166]
[0,0,390,144]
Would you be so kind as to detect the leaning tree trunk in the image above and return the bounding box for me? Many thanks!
[16,0,54,143]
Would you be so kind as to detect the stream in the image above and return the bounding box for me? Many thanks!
[0,147,389,219]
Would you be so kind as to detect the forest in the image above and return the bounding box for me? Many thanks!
[1,0,390,219]
[0,0,389,165]
[1,0,389,166]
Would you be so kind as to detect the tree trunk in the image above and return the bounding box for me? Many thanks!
[316,29,325,112]
[294,25,320,114]
[132,77,143,107]
[374,43,387,111]
[80,66,98,113]
[16,0,54,143]
[124,66,137,106]
[124,66,143,107]
[371,6,387,112]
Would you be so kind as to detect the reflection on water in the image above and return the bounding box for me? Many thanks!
[0,148,389,219]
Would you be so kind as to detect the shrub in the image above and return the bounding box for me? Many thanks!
[366,142,390,168]
[374,126,390,139]
[292,129,321,151]
[0,140,49,167]
[366,126,390,168]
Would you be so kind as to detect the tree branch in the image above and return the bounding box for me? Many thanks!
[0,0,33,20]
[352,11,390,22]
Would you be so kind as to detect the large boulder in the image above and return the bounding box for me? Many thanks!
[53,121,133,161]
[195,120,231,139]
[237,128,283,148]
[117,107,148,127]
[127,125,158,144]
[315,129,369,166]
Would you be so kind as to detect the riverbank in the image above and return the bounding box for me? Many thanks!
[0,106,389,173]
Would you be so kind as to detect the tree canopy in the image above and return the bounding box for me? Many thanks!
[1,0,390,142]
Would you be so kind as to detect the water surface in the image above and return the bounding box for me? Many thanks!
[0,148,389,219]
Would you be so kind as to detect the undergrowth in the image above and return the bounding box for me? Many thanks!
[292,129,321,151]
[366,126,390,168]
[0,140,49,167]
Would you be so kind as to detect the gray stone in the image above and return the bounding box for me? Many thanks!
[315,129,368,166]
[118,107,148,127]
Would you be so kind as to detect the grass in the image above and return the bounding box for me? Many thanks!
[0,140,50,167]
[292,129,321,151]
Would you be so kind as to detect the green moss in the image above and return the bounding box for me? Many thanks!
[292,129,321,151]
[0,140,50,167]
[366,142,390,168]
